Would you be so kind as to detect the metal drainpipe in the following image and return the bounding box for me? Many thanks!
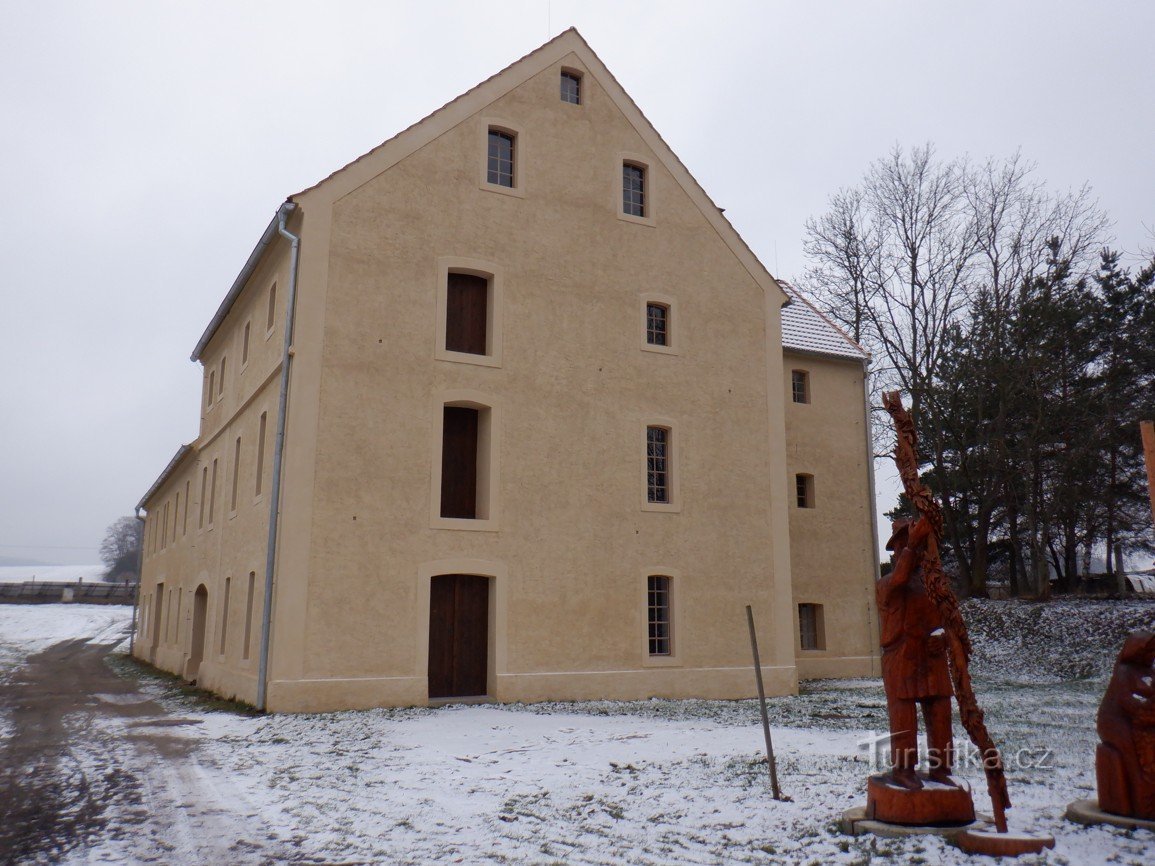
[861,359,882,673]
[129,507,146,655]
[256,201,300,712]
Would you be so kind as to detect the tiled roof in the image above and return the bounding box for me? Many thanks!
[779,281,869,361]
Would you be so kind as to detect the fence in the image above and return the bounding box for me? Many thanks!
[0,581,135,605]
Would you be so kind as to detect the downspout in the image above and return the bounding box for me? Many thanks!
[129,507,146,655]
[861,359,881,675]
[256,201,300,711]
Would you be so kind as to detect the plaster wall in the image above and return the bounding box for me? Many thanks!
[133,233,305,706]
[266,54,794,711]
[783,352,881,678]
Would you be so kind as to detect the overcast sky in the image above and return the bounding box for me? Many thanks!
[1,1,1152,566]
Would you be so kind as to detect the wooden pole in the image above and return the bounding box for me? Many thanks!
[746,604,783,800]
[1141,421,1155,531]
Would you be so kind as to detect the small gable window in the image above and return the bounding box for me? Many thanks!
[623,162,646,217]
[487,130,515,188]
[560,71,581,104]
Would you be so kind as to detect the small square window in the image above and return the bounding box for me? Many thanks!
[646,303,669,347]
[623,163,646,217]
[799,603,825,651]
[791,370,809,404]
[487,130,515,188]
[560,71,581,104]
[795,473,814,508]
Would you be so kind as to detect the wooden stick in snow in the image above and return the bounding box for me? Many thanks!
[746,604,783,800]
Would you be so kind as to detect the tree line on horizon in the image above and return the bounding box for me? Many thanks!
[802,144,1155,599]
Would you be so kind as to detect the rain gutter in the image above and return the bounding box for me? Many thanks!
[256,201,300,711]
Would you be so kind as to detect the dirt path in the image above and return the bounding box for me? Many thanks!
[0,633,299,865]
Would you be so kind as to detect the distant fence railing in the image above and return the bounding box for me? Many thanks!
[0,581,135,605]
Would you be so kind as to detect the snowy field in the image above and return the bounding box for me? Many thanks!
[0,564,105,584]
[1,602,1153,864]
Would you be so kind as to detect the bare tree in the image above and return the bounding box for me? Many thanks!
[100,516,142,583]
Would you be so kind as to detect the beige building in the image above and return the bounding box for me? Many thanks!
[132,29,879,713]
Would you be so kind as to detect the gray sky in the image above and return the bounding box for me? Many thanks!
[2,1,1152,566]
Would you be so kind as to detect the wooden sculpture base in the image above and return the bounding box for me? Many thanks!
[955,829,1056,856]
[1066,798,1155,833]
[865,773,975,826]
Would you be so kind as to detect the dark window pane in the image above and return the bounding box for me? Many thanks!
[792,370,808,403]
[560,71,581,104]
[487,131,514,187]
[623,163,645,217]
[647,426,668,503]
[648,575,671,655]
[646,303,668,346]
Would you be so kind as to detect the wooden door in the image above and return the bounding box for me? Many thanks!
[428,574,489,698]
[445,273,488,355]
[440,407,478,518]
[150,585,165,658]
[187,585,208,681]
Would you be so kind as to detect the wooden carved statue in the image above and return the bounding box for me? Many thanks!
[1097,632,1155,819]
[870,393,1010,832]
[879,517,957,790]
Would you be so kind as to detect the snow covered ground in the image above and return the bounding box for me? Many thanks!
[1,602,1153,864]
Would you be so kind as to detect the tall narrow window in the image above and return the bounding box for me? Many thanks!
[174,589,183,643]
[647,575,672,656]
[209,458,218,525]
[199,466,208,528]
[646,303,669,346]
[646,426,670,503]
[172,493,180,543]
[799,603,825,650]
[560,70,581,104]
[623,163,646,217]
[219,577,232,656]
[441,406,480,519]
[445,273,489,355]
[487,130,514,187]
[255,412,267,495]
[230,436,241,511]
[242,321,251,364]
[795,473,814,508]
[218,357,226,400]
[243,572,255,660]
[791,370,810,404]
[267,283,277,333]
[204,373,213,409]
[183,480,190,535]
[161,502,169,550]
[208,371,216,408]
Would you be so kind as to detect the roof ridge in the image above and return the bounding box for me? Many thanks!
[294,28,580,198]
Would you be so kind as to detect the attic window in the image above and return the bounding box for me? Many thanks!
[487,130,515,188]
[623,163,646,217]
[560,71,581,104]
